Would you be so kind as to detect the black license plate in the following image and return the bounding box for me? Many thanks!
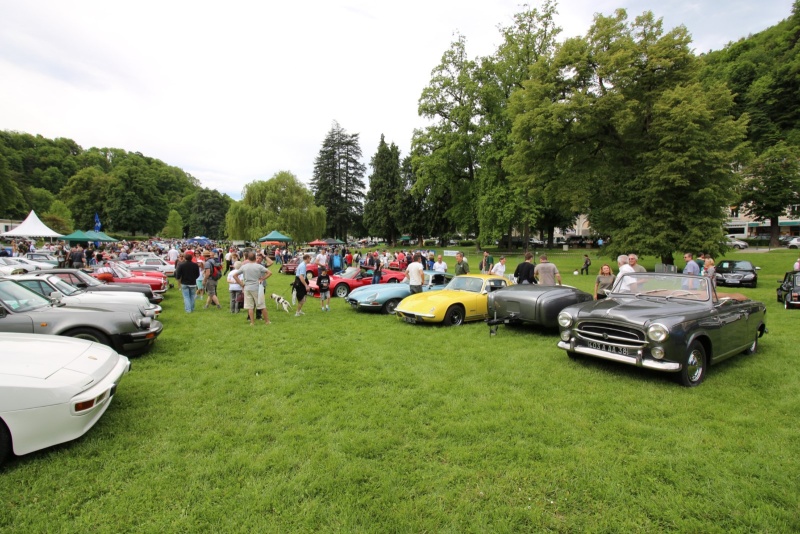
[588,341,629,356]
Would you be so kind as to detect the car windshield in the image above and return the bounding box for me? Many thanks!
[110,264,135,279]
[46,275,81,296]
[718,261,753,271]
[338,267,364,280]
[0,258,21,266]
[445,276,485,293]
[611,273,711,302]
[794,274,800,286]
[0,279,51,312]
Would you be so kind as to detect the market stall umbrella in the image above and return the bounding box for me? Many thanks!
[60,230,94,243]
[258,230,292,243]
[0,210,63,238]
[308,239,327,246]
[325,238,345,245]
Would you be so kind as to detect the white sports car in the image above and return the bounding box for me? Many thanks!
[0,333,131,464]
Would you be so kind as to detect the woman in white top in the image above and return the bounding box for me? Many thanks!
[490,256,506,277]
[227,261,243,313]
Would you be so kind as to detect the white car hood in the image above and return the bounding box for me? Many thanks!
[0,333,117,380]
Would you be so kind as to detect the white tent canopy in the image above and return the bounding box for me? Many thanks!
[0,210,63,238]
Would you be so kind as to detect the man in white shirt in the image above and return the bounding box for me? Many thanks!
[167,246,179,262]
[617,254,636,292]
[490,256,507,277]
[315,248,328,269]
[433,255,447,273]
[406,253,425,294]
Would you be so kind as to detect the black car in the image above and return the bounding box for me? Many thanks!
[715,259,759,288]
[34,268,164,304]
[556,272,767,387]
[487,284,594,332]
[777,271,800,309]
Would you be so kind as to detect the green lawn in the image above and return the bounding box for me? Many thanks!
[2,250,799,532]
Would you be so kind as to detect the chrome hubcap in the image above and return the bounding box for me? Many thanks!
[687,350,703,382]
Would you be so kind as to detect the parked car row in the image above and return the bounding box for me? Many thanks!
[0,261,177,465]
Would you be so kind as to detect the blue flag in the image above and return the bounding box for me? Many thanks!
[94,213,101,232]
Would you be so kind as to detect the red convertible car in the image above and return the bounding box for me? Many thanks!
[308,266,406,298]
[91,263,168,293]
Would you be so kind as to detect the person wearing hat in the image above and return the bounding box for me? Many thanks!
[317,265,332,311]
[174,251,202,313]
[203,250,222,309]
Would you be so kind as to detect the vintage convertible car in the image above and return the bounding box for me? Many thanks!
[36,268,163,304]
[0,278,163,356]
[776,271,800,309]
[10,273,162,316]
[308,266,406,298]
[91,263,168,294]
[346,270,454,313]
[556,272,767,387]
[395,274,513,326]
[124,257,175,276]
[0,333,130,465]
[715,259,759,288]
[486,284,594,332]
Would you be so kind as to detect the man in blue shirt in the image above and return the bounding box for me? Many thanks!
[683,253,700,276]
[294,254,311,316]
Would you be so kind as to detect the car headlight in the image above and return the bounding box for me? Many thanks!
[557,311,573,328]
[742,274,754,280]
[647,323,669,343]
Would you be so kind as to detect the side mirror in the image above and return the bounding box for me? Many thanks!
[49,291,64,302]
[755,266,761,270]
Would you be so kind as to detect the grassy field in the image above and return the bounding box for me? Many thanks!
[2,249,799,532]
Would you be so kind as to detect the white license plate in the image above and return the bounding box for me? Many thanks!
[404,316,416,324]
[588,341,629,356]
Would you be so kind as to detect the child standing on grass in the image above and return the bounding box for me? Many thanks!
[318,265,331,312]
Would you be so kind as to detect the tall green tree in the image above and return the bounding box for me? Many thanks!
[60,167,112,230]
[162,209,184,238]
[363,135,402,242]
[42,200,74,234]
[412,35,481,237]
[311,121,366,239]
[185,188,231,239]
[0,153,25,218]
[740,142,800,245]
[226,171,325,242]
[105,158,168,235]
[508,10,748,263]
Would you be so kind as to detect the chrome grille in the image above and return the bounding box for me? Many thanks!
[576,322,646,345]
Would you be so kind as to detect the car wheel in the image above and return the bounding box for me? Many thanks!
[64,328,111,347]
[786,295,792,309]
[334,284,350,298]
[443,305,465,326]
[679,341,707,387]
[388,278,399,283]
[382,299,400,314]
[743,332,759,355]
[0,420,10,466]
[567,351,581,360]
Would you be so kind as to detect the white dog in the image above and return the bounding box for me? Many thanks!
[271,293,293,312]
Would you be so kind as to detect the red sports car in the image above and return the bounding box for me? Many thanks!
[308,266,406,298]
[92,264,168,293]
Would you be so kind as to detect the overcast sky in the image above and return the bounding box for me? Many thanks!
[0,0,794,200]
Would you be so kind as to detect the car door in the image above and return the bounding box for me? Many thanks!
[0,304,35,333]
[713,297,748,354]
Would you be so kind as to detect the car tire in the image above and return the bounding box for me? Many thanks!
[334,284,350,298]
[383,299,400,314]
[388,279,399,283]
[785,295,792,309]
[743,332,759,355]
[64,328,111,347]
[0,420,11,465]
[679,341,707,387]
[443,305,465,326]
[567,351,582,360]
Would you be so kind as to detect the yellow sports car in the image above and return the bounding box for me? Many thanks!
[395,273,513,326]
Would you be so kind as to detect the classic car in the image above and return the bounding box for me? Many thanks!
[124,256,175,276]
[395,273,513,326]
[0,265,25,276]
[25,253,59,266]
[556,272,767,387]
[279,257,320,277]
[8,257,55,271]
[726,237,749,250]
[91,263,168,293]
[776,271,800,309]
[346,270,454,313]
[0,333,130,465]
[308,266,406,298]
[486,284,594,332]
[0,257,41,273]
[36,268,163,304]
[715,259,759,288]
[10,273,162,316]
[0,278,163,356]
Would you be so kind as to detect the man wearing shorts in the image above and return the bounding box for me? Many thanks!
[294,254,311,317]
[234,251,271,326]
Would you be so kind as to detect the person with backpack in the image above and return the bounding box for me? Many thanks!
[202,250,223,309]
